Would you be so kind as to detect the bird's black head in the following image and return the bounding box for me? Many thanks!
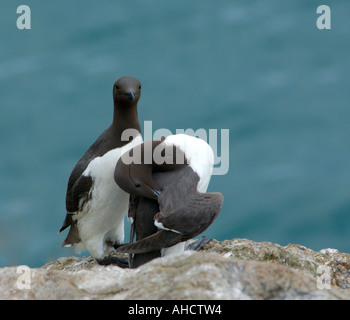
[114,145,161,200]
[113,76,141,104]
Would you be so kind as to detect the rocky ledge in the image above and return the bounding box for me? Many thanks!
[1,238,349,300]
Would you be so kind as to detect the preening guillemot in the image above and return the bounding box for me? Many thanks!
[59,76,143,267]
[114,134,223,268]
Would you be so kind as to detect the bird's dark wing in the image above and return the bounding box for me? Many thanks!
[116,229,183,254]
[155,192,224,238]
[127,196,162,267]
[117,192,223,254]
[59,128,116,236]
[59,174,93,234]
[66,174,93,213]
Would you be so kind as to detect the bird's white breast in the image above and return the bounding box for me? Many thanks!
[75,134,143,258]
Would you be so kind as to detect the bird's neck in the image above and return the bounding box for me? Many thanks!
[112,102,141,142]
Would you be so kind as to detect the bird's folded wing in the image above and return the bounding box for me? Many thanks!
[116,230,183,254]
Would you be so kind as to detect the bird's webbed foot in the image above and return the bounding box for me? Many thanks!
[97,256,129,268]
[185,236,212,251]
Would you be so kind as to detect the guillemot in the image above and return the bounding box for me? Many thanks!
[59,76,143,267]
[114,134,223,267]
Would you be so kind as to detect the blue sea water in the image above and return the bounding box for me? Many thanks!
[1,0,350,267]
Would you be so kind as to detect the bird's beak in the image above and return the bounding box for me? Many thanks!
[124,90,135,100]
[146,184,161,197]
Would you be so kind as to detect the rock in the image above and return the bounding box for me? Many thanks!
[0,238,349,300]
[203,239,350,289]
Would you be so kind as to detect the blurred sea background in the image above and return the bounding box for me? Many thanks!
[1,0,350,267]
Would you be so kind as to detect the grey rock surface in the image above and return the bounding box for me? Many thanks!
[1,238,349,300]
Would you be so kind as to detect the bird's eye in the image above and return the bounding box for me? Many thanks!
[139,85,141,90]
[115,85,119,90]
[135,183,141,188]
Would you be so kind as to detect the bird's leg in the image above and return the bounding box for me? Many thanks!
[128,222,135,267]
[185,236,212,251]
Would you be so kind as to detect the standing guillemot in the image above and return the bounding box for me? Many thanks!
[59,76,143,267]
[114,134,223,267]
